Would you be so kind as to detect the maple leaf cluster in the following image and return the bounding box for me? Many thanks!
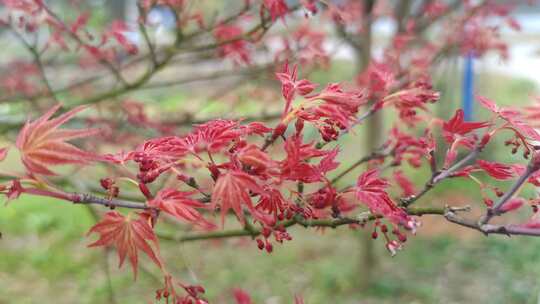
[2,0,540,303]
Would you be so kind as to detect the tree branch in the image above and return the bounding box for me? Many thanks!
[445,210,540,237]
[41,5,129,86]
[70,192,149,209]
[157,206,446,243]
[330,149,392,185]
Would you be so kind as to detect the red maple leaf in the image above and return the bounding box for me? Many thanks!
[357,60,395,95]
[182,119,266,154]
[356,169,418,232]
[393,170,416,197]
[214,24,251,65]
[477,95,520,119]
[276,62,317,114]
[210,169,263,225]
[87,211,162,279]
[237,144,275,172]
[263,0,289,21]
[442,109,489,141]
[477,159,514,180]
[299,83,366,131]
[16,104,99,175]
[355,169,390,203]
[148,189,215,229]
[279,134,338,182]
[256,187,290,221]
[478,95,540,141]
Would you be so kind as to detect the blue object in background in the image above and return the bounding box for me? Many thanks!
[462,53,474,121]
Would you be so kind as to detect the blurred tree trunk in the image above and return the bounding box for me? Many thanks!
[357,0,377,292]
[354,0,413,291]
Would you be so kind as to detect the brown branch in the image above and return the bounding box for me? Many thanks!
[8,26,59,104]
[59,5,290,108]
[29,183,540,241]
[445,210,540,237]
[70,192,149,210]
[158,206,446,243]
[137,4,158,68]
[180,0,252,43]
[177,4,301,54]
[139,65,271,91]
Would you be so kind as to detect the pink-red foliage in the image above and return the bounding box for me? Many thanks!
[16,104,99,175]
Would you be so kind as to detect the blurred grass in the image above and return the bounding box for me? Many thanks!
[3,194,540,303]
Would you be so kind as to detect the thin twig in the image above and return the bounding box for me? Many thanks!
[445,209,540,237]
[402,145,482,207]
[330,149,392,185]
[158,206,447,243]
[71,193,149,209]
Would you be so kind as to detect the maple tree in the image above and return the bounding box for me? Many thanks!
[1,0,539,303]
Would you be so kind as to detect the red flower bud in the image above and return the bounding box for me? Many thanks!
[265,242,273,253]
[100,178,114,190]
[256,239,264,250]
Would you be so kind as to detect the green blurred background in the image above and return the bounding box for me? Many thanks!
[2,1,540,303]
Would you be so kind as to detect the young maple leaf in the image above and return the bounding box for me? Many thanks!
[210,169,263,226]
[148,189,215,229]
[263,0,289,22]
[237,144,276,172]
[478,95,540,141]
[393,170,416,197]
[16,104,99,175]
[356,169,418,232]
[279,134,337,182]
[477,159,514,180]
[87,211,162,279]
[357,60,395,95]
[296,83,366,132]
[214,24,251,65]
[442,109,489,142]
[276,62,317,114]
[355,169,390,203]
